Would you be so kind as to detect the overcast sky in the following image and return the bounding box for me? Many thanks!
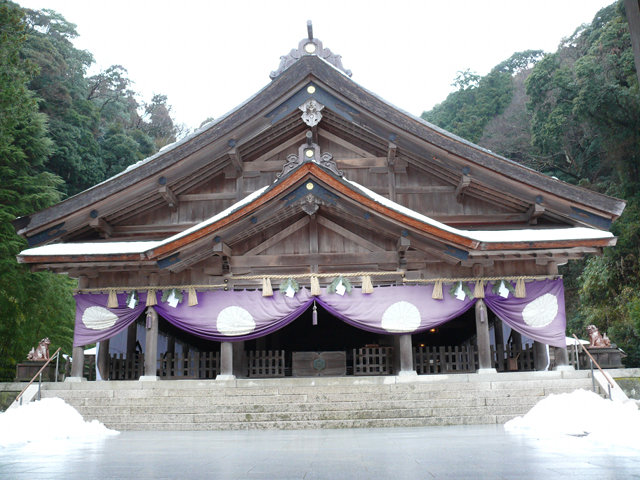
[18,0,615,130]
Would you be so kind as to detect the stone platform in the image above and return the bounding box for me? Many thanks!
[35,370,601,431]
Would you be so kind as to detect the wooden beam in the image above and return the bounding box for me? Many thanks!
[455,174,472,203]
[317,128,373,157]
[397,236,410,252]
[395,185,456,194]
[213,242,232,257]
[231,251,426,268]
[527,203,546,225]
[178,193,237,201]
[316,216,385,252]
[89,217,112,238]
[158,185,179,210]
[243,216,310,255]
[309,214,318,254]
[228,148,243,173]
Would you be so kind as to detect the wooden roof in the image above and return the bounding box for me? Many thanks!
[14,33,625,258]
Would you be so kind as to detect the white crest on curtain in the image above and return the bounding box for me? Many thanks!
[217,306,256,336]
[381,301,421,333]
[522,293,558,327]
[82,306,118,330]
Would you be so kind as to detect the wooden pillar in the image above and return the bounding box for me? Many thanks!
[475,299,495,373]
[126,322,137,359]
[141,307,159,380]
[533,341,548,371]
[553,346,572,371]
[68,274,88,381]
[68,346,86,381]
[219,341,235,379]
[493,316,504,371]
[167,335,176,356]
[232,341,245,378]
[97,339,110,381]
[397,334,415,376]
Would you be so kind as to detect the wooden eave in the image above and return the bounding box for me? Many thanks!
[15,55,625,246]
[18,162,618,268]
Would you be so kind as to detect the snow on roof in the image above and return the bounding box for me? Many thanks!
[505,389,640,452]
[19,241,160,256]
[19,173,613,259]
[0,398,118,447]
[155,185,269,247]
[346,178,614,243]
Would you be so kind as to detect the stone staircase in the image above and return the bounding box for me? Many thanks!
[40,370,597,430]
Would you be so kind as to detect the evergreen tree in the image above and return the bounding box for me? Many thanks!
[0,0,74,380]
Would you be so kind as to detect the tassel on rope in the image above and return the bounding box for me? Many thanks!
[432,280,443,300]
[107,289,118,308]
[188,287,198,306]
[310,276,321,296]
[146,289,157,306]
[312,300,318,325]
[515,278,526,298]
[474,280,485,299]
[361,275,374,294]
[262,278,273,297]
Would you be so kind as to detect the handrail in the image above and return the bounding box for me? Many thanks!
[14,347,62,404]
[572,334,614,399]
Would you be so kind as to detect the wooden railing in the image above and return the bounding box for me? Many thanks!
[15,347,62,405]
[414,345,476,374]
[159,352,220,379]
[491,343,535,372]
[353,347,393,375]
[109,353,144,380]
[248,350,285,378]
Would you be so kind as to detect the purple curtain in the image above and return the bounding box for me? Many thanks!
[154,289,312,342]
[484,279,566,348]
[316,285,475,334]
[72,280,567,348]
[73,293,147,347]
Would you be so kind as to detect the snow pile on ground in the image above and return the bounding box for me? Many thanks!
[505,389,640,450]
[0,397,118,447]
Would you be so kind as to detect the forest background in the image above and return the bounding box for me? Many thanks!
[0,0,638,379]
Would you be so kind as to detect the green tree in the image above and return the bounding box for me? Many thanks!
[0,0,74,380]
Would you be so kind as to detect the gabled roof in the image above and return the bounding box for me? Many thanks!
[14,33,626,247]
[18,160,616,267]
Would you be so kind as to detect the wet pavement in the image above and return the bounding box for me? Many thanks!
[0,425,638,479]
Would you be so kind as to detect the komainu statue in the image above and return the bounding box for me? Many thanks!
[587,325,611,348]
[27,338,51,361]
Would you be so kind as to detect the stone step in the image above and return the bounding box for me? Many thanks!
[78,403,535,424]
[39,372,597,430]
[41,378,587,398]
[103,415,501,431]
[67,395,540,413]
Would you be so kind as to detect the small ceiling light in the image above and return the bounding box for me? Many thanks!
[304,42,317,54]
[307,85,316,94]
[429,328,437,333]
[305,149,314,158]
[306,182,314,190]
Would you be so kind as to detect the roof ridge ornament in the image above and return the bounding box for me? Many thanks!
[299,98,324,127]
[275,131,343,181]
[270,21,352,80]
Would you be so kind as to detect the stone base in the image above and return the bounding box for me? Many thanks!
[215,374,236,381]
[138,375,160,382]
[65,376,87,383]
[476,368,498,374]
[553,365,575,372]
[397,370,418,377]
[15,362,56,382]
[583,347,625,369]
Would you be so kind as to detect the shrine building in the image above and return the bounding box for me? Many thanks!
[15,26,625,381]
